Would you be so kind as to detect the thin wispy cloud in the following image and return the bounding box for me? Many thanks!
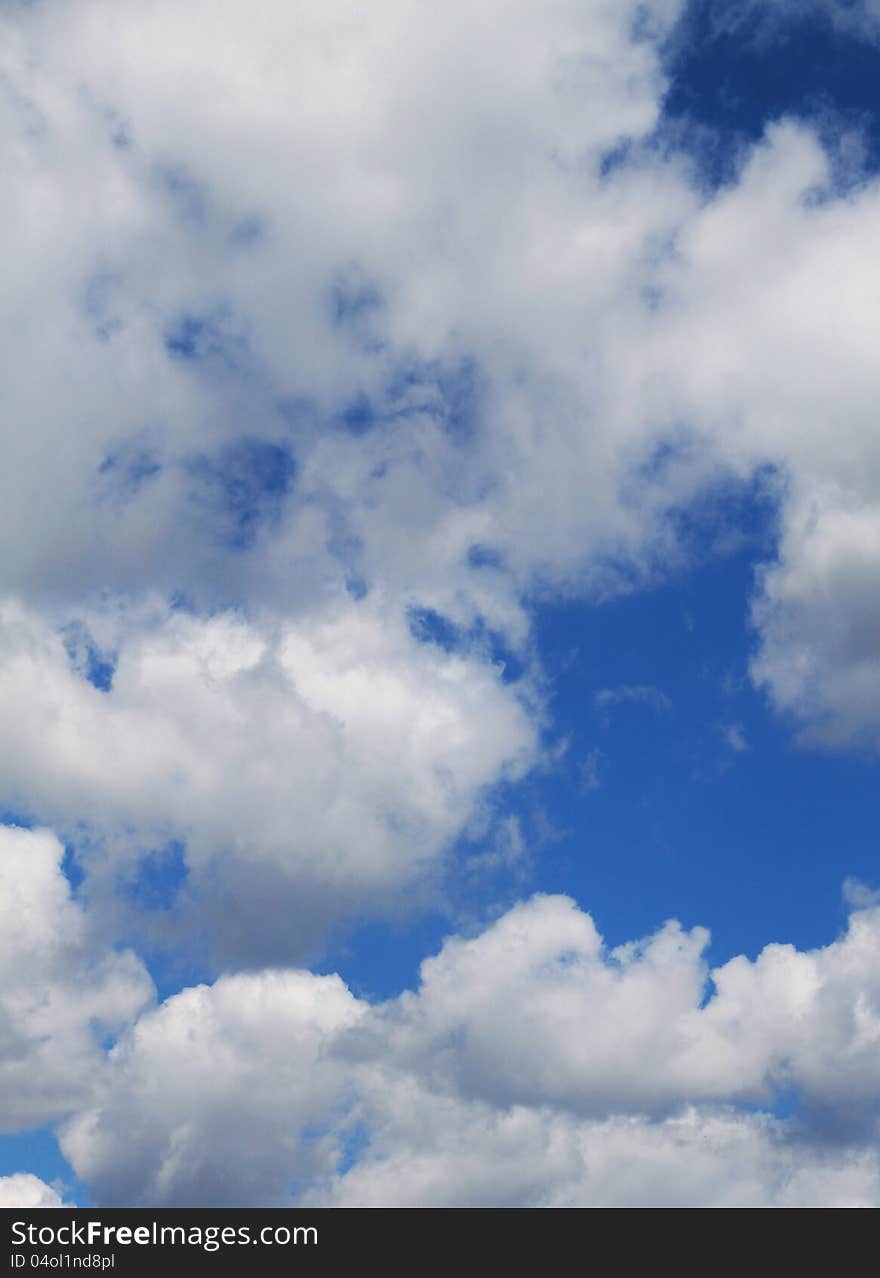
[722,722,750,753]
[595,685,674,714]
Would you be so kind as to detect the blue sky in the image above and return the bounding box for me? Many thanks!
[1,0,879,1209]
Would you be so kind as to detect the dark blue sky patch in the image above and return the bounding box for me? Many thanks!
[408,606,526,683]
[335,1123,371,1178]
[663,463,782,569]
[514,487,879,969]
[481,628,526,685]
[0,1131,86,1206]
[408,606,461,653]
[623,444,782,581]
[126,841,188,913]
[660,0,880,188]
[61,622,117,693]
[61,844,86,896]
[345,576,368,601]
[0,808,33,828]
[186,437,296,550]
[318,909,451,1003]
[769,1082,802,1121]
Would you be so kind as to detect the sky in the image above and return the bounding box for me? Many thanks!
[1,0,879,1209]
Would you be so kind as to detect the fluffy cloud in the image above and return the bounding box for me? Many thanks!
[0,1174,65,1209]
[642,122,880,747]
[1,0,878,937]
[0,825,153,1132]
[1,0,877,761]
[318,1103,880,1209]
[751,497,880,749]
[0,0,691,964]
[0,0,692,615]
[351,895,880,1120]
[0,599,535,964]
[58,893,880,1207]
[62,969,363,1207]
[3,0,880,1210]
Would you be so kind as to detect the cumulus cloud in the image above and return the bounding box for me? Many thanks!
[0,0,877,948]
[62,969,363,1208]
[3,0,880,1210]
[0,825,153,1132]
[0,0,692,616]
[0,1174,66,1209]
[1,0,875,762]
[317,1103,880,1209]
[0,0,692,964]
[0,599,535,964]
[58,893,880,1207]
[643,122,880,747]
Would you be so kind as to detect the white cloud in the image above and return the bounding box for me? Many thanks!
[62,968,363,1208]
[355,894,880,1119]
[0,825,153,1132]
[0,1174,66,1209]
[0,0,693,618]
[639,121,880,747]
[58,893,880,1207]
[0,598,535,964]
[751,498,880,748]
[0,0,693,963]
[0,0,879,767]
[3,0,880,1208]
[317,1102,880,1208]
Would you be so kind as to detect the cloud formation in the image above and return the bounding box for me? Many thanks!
[56,892,880,1207]
[0,826,152,1132]
[0,1174,65,1209]
[0,600,535,964]
[1,1,877,781]
[3,0,880,1209]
